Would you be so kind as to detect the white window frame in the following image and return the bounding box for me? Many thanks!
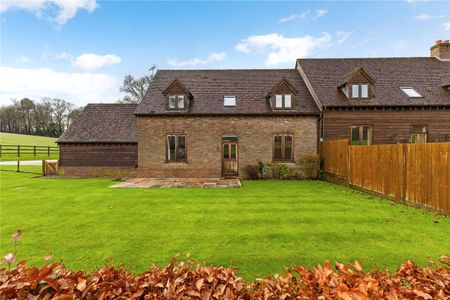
[224,96,236,107]
[284,94,292,108]
[275,95,283,108]
[361,84,369,98]
[400,87,422,98]
[177,95,185,108]
[274,94,293,109]
[351,85,360,98]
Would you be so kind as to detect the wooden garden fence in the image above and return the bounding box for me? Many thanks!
[0,144,59,158]
[320,140,450,214]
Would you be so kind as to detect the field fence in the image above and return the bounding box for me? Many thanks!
[0,144,59,157]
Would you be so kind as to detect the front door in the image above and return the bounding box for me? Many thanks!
[222,142,238,177]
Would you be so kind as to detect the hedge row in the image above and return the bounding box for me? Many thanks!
[1,255,449,299]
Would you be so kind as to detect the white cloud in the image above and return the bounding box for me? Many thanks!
[443,22,450,30]
[414,14,432,20]
[315,9,328,18]
[0,66,121,106]
[235,33,332,65]
[167,52,226,67]
[19,55,30,64]
[55,52,73,61]
[278,9,327,23]
[336,30,352,44]
[278,10,310,23]
[406,0,430,3]
[0,0,97,26]
[72,53,121,71]
[414,13,444,20]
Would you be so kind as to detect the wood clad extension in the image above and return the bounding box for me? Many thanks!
[59,143,138,167]
[323,109,450,144]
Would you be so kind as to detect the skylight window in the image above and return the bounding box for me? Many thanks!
[400,87,422,98]
[224,96,236,107]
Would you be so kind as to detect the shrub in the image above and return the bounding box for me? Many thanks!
[245,165,259,180]
[2,232,450,299]
[298,153,321,179]
[257,160,267,179]
[272,163,289,180]
[1,257,449,299]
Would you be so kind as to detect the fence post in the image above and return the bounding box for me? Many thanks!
[402,144,407,203]
[34,146,36,156]
[18,145,20,157]
[42,160,45,175]
[0,144,2,157]
[48,146,50,156]
[346,145,351,186]
[17,160,20,172]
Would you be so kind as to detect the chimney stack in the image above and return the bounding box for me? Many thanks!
[430,40,450,60]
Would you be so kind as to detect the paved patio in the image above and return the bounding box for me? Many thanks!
[110,177,242,188]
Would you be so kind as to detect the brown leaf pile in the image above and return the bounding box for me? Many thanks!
[1,256,449,299]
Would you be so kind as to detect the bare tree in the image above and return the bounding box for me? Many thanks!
[0,98,79,137]
[19,98,35,134]
[118,66,156,103]
[44,98,74,136]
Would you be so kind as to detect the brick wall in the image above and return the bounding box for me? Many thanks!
[59,166,137,178]
[137,115,318,178]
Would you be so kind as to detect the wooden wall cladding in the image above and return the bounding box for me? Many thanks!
[59,143,138,167]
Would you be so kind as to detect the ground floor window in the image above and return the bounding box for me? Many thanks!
[167,135,186,162]
[410,125,427,144]
[273,134,293,161]
[351,125,372,145]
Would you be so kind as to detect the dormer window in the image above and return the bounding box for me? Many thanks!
[267,78,298,111]
[400,87,422,98]
[275,94,292,109]
[162,79,192,111]
[351,84,370,99]
[168,95,185,109]
[338,66,375,100]
[224,96,236,107]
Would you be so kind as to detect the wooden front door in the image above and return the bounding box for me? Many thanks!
[222,142,238,177]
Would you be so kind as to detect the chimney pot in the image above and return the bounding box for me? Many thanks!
[431,39,450,60]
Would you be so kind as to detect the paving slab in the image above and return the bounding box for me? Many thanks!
[110,177,242,188]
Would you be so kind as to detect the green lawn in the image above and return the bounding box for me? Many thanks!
[1,166,449,280]
[0,132,57,146]
[0,133,58,161]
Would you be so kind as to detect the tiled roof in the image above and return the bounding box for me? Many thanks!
[57,104,138,143]
[135,69,321,115]
[297,57,450,107]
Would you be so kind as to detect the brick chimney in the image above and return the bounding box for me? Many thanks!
[430,40,450,60]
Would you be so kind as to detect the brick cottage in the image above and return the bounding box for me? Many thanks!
[57,40,450,178]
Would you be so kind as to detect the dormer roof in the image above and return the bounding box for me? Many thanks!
[266,77,299,98]
[162,79,193,98]
[338,66,376,88]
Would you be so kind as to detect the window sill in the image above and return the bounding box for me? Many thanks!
[165,160,188,164]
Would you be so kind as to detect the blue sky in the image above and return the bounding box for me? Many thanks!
[1,0,449,106]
